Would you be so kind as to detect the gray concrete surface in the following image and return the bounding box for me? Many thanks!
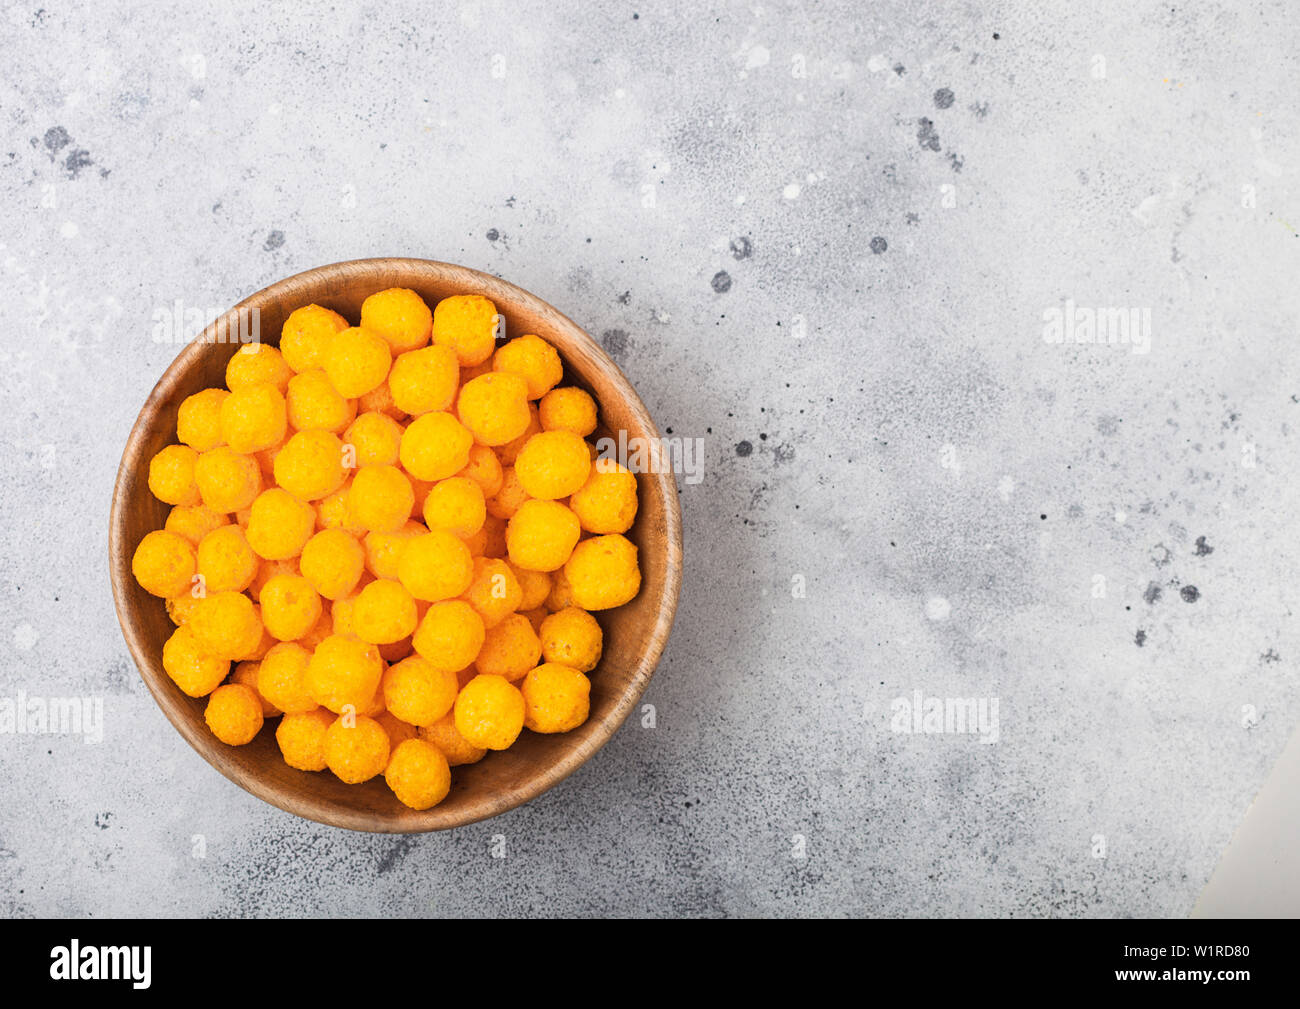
[1,0,1298,917]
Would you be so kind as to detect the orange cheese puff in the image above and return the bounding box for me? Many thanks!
[276,708,335,771]
[512,565,553,611]
[492,334,563,400]
[274,429,348,501]
[432,293,499,366]
[461,556,522,628]
[194,446,263,513]
[458,442,505,498]
[176,388,230,451]
[363,520,426,581]
[418,712,486,766]
[246,488,316,560]
[352,578,419,644]
[399,411,474,481]
[195,524,259,593]
[361,287,432,355]
[259,573,324,642]
[382,655,459,726]
[506,499,581,572]
[538,386,597,437]
[286,369,357,433]
[205,683,265,744]
[422,476,486,539]
[256,642,318,714]
[229,660,281,717]
[521,663,591,733]
[324,327,392,399]
[346,464,415,534]
[162,623,228,697]
[388,344,459,416]
[385,738,452,810]
[247,557,299,603]
[305,635,385,715]
[453,674,525,750]
[539,606,603,672]
[485,465,530,520]
[132,530,196,598]
[164,503,230,546]
[513,430,591,500]
[280,304,349,374]
[357,379,406,421]
[569,459,638,534]
[456,372,530,446]
[219,384,287,454]
[564,534,641,610]
[494,402,542,467]
[299,528,366,600]
[474,613,542,681]
[226,343,293,393]
[148,444,201,506]
[189,590,265,659]
[343,411,404,468]
[323,714,390,783]
[375,710,419,752]
[397,530,474,602]
[412,600,486,672]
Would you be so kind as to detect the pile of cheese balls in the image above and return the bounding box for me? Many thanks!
[131,288,641,810]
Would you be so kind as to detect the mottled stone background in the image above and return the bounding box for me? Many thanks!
[1,0,1297,917]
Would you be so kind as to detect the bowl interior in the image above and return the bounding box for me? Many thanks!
[110,258,681,832]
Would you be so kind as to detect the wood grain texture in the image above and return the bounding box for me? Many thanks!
[108,258,683,833]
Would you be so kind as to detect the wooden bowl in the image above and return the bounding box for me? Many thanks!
[109,258,682,832]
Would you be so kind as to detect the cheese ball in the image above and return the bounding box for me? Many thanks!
[189,590,264,659]
[132,530,197,598]
[375,710,419,751]
[539,386,598,437]
[458,443,505,498]
[353,578,418,644]
[492,334,563,400]
[148,445,202,506]
[162,624,229,697]
[253,432,290,479]
[165,592,203,626]
[397,530,474,601]
[521,663,591,734]
[343,411,403,468]
[564,534,641,610]
[226,343,293,393]
[323,714,390,783]
[357,379,406,421]
[280,304,349,374]
[570,459,638,534]
[514,430,591,500]
[546,567,574,611]
[247,556,299,603]
[346,464,415,534]
[194,446,263,513]
[432,294,499,366]
[230,660,281,717]
[219,384,287,454]
[454,674,525,750]
[461,556,522,628]
[363,520,426,580]
[204,683,265,745]
[419,712,487,766]
[513,565,553,611]
[382,655,459,726]
[196,524,258,593]
[422,476,486,539]
[385,738,452,810]
[164,504,229,546]
[276,708,335,771]
[315,479,366,535]
[305,635,384,715]
[539,606,603,672]
[324,326,392,399]
[257,642,318,714]
[274,429,347,502]
[298,609,333,649]
[412,600,485,672]
[485,465,530,520]
[177,388,230,452]
[361,287,433,355]
[299,528,366,600]
[474,613,542,681]
[494,402,541,466]
[388,344,459,416]
[456,372,530,446]
[237,619,277,662]
[286,369,357,433]
[506,499,581,572]
[259,573,324,641]
[399,411,473,481]
[519,606,548,633]
[246,489,316,560]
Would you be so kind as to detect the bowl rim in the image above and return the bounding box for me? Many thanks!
[108,257,683,833]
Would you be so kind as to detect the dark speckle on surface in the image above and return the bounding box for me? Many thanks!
[263,230,285,251]
[870,236,888,254]
[486,227,500,241]
[1194,536,1214,556]
[1180,585,1200,603]
[64,148,93,178]
[917,117,941,151]
[735,440,753,457]
[1135,629,1147,647]
[729,236,752,259]
[934,87,955,109]
[1144,582,1163,605]
[711,270,732,293]
[601,328,629,358]
[42,126,71,156]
